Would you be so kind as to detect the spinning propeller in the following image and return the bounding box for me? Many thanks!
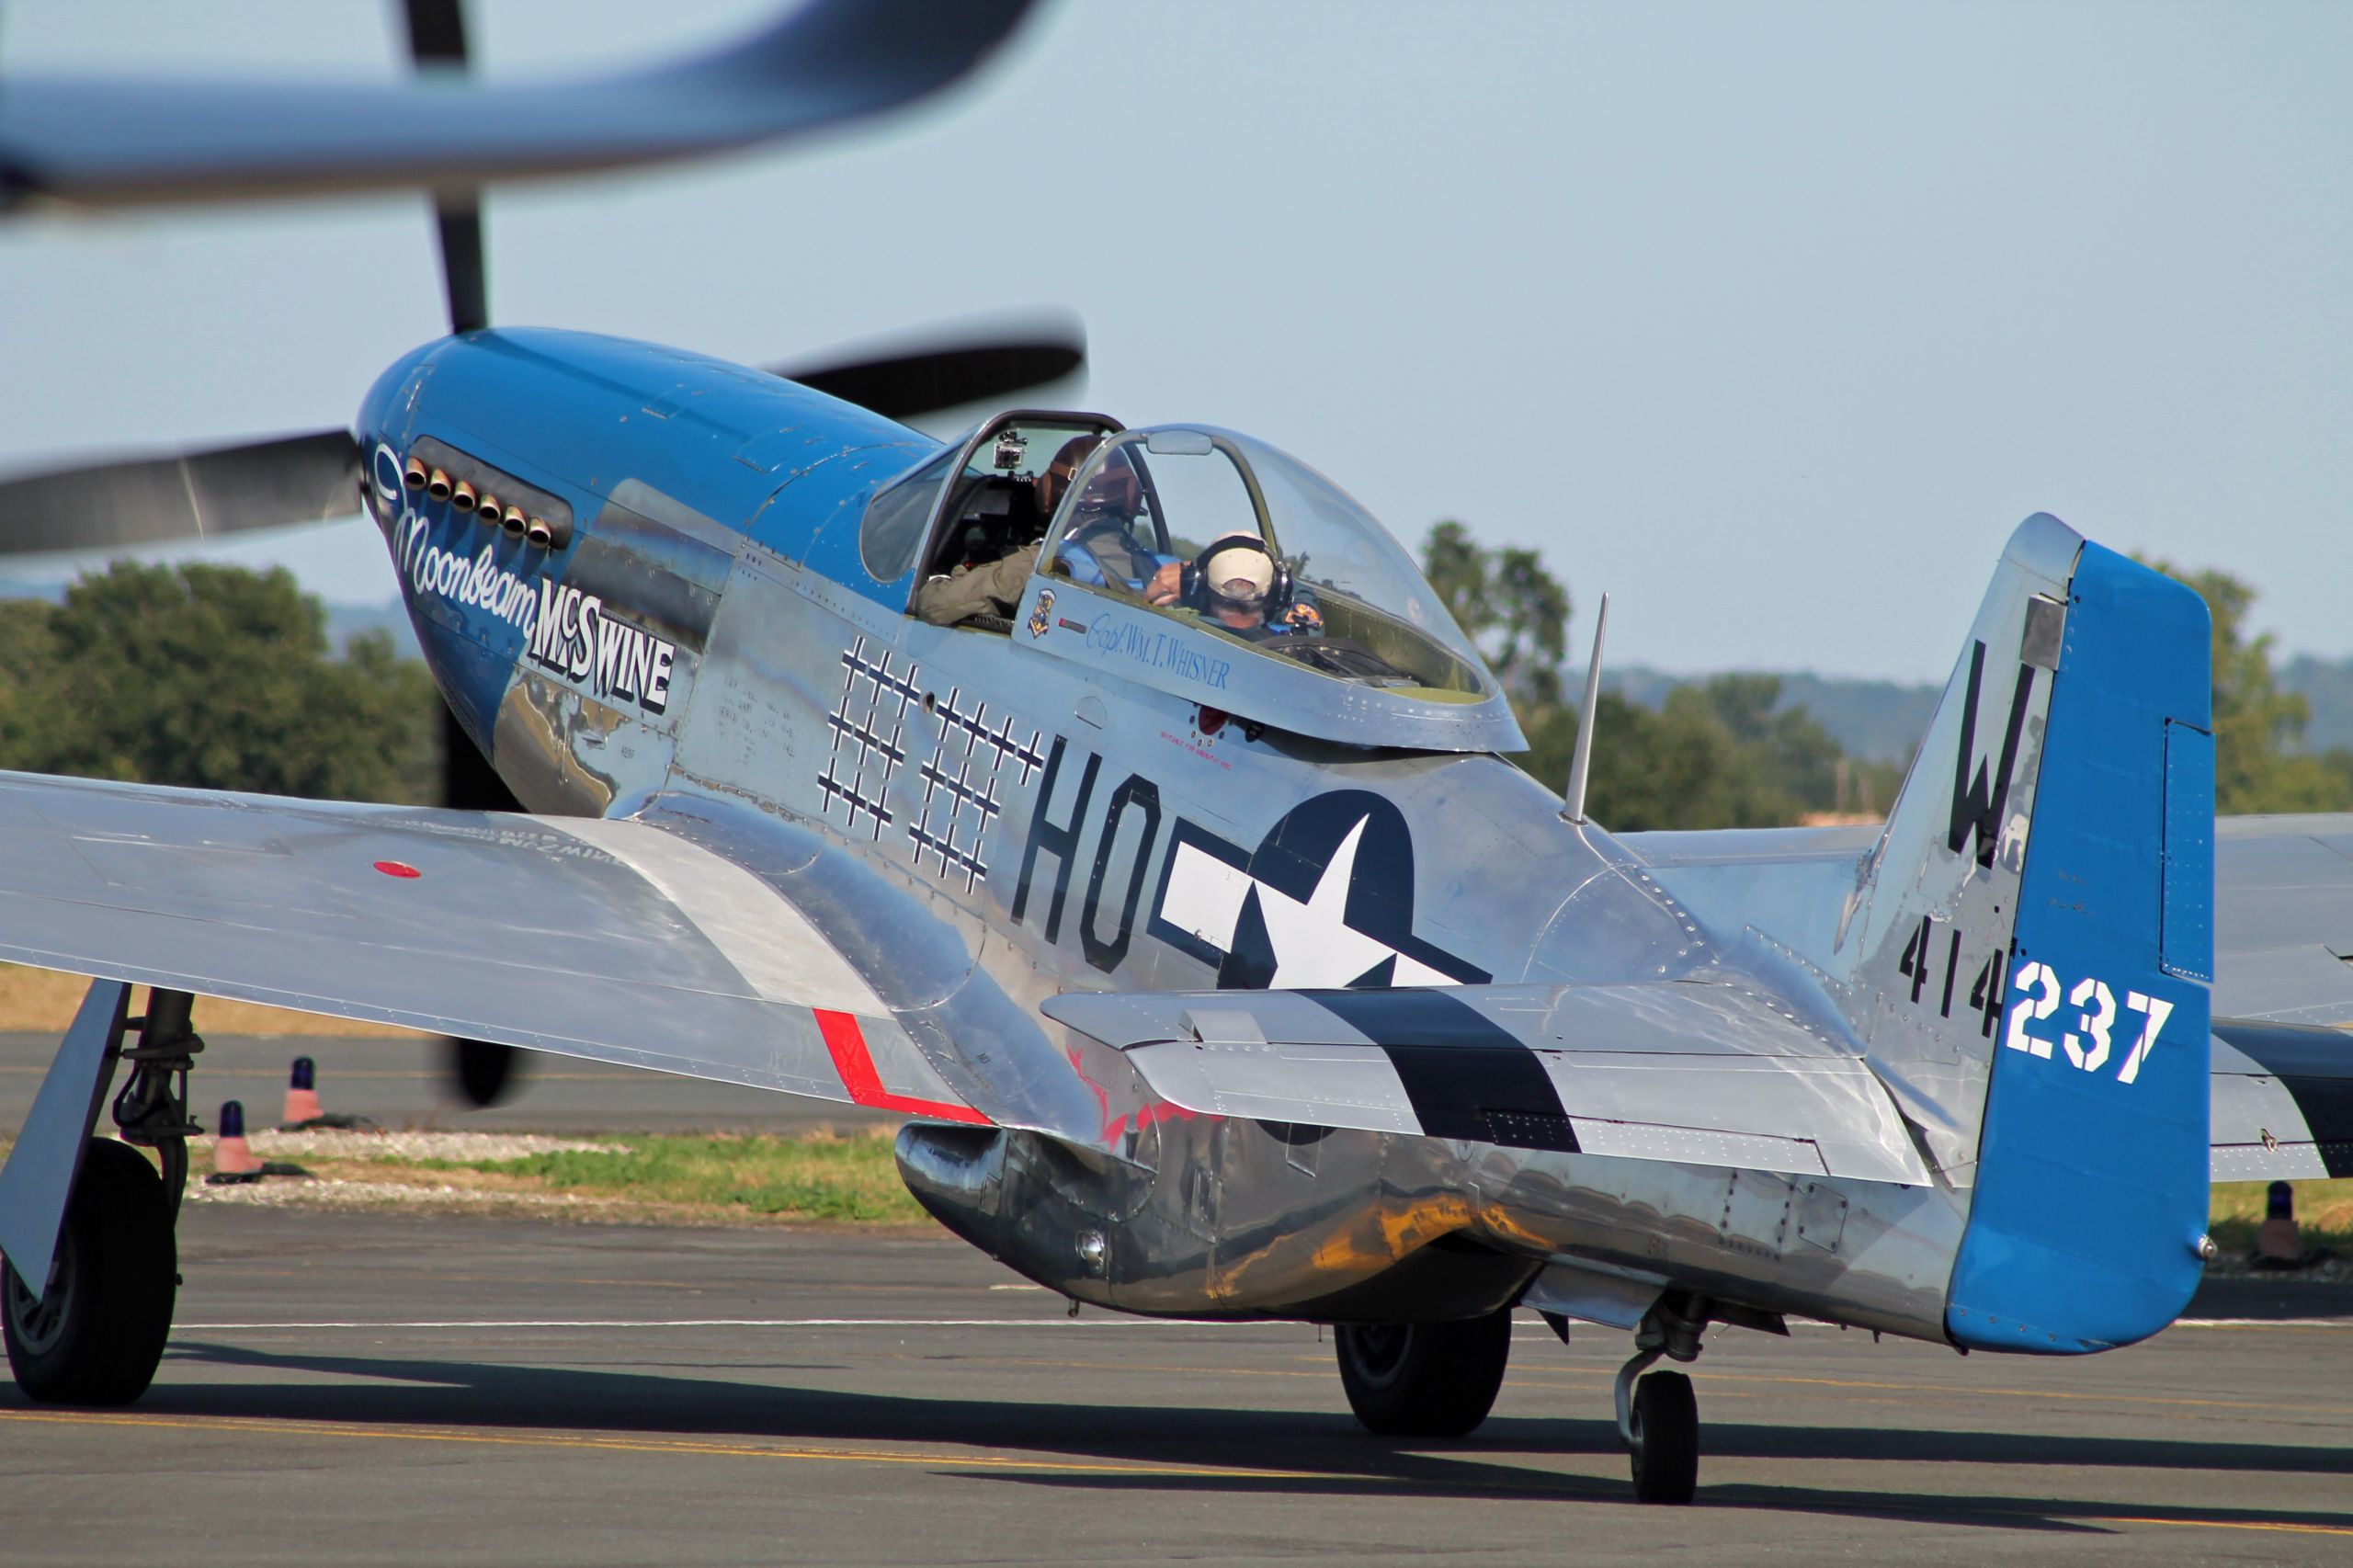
[0,0,1082,1105]
[0,0,1082,576]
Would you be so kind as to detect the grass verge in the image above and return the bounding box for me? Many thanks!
[2209,1177,2353,1260]
[0,1128,930,1227]
[3,1125,2344,1249]
[389,1129,927,1224]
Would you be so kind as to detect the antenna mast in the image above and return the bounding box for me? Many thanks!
[1560,592,1609,824]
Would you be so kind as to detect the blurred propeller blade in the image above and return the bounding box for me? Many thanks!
[431,203,490,337]
[402,0,490,335]
[402,0,469,63]
[0,430,360,556]
[773,312,1086,420]
[448,1036,524,1108]
[0,0,1040,211]
[442,706,524,812]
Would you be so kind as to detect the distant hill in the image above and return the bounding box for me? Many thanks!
[1592,654,2353,766]
[324,601,422,658]
[2280,654,2353,753]
[1576,665,1941,765]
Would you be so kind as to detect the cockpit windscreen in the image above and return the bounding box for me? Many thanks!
[1041,426,1496,700]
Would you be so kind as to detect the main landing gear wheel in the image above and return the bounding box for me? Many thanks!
[3,1140,178,1404]
[1334,1310,1511,1437]
[1627,1369,1699,1505]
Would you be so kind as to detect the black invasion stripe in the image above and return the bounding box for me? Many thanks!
[1303,988,1578,1153]
[2213,1018,2353,1178]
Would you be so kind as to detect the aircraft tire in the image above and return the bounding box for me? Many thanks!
[1334,1311,1510,1437]
[2,1140,177,1405]
[1628,1369,1699,1504]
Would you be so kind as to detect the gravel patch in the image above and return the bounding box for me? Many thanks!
[238,1130,624,1162]
[184,1177,626,1213]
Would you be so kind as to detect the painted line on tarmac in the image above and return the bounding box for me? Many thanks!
[2172,1316,2353,1328]
[173,1316,1264,1330]
[0,1408,1313,1480]
[1638,1366,2353,1417]
[6,1410,2347,1538]
[2092,1516,2353,1538]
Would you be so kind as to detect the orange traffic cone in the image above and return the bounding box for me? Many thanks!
[283,1056,323,1126]
[278,1056,376,1131]
[207,1099,264,1185]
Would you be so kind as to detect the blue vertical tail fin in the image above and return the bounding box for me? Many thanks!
[1941,530,2213,1352]
[1846,516,2211,1351]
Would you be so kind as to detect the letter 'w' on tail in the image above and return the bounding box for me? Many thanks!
[1847,513,2214,1354]
[1946,640,2037,870]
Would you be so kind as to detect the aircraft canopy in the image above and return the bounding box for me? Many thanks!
[1024,427,1512,745]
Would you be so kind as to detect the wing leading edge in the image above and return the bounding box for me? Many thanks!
[0,770,983,1124]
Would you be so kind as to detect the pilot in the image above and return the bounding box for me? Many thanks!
[913,435,1105,628]
[1052,451,1178,596]
[1146,530,1323,640]
[913,529,1034,627]
[1036,434,1099,517]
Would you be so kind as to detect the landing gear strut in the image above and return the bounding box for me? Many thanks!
[1334,1309,1512,1437]
[1616,1294,1706,1504]
[0,987,199,1405]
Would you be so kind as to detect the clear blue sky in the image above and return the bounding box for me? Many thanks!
[2,0,2347,681]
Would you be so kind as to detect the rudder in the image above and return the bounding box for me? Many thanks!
[1944,538,2212,1352]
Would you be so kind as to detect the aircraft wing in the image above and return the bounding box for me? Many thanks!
[0,770,983,1124]
[1042,981,1933,1186]
[2208,814,2353,1025]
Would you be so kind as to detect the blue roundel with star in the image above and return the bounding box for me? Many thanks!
[1146,790,1489,991]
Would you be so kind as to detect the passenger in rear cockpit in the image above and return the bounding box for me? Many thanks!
[1147,530,1323,642]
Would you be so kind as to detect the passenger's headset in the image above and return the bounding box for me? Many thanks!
[1180,535,1291,612]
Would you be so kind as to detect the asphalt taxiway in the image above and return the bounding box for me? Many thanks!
[3,1207,2348,1566]
[0,1029,898,1136]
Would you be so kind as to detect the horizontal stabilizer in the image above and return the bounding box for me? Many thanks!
[1627,815,2353,1031]
[2208,815,2353,1024]
[1043,982,1930,1186]
[2210,1019,2353,1181]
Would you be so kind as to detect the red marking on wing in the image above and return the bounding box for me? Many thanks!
[813,1009,989,1125]
[373,860,422,879]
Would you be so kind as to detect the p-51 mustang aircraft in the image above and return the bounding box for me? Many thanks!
[4,0,2351,1510]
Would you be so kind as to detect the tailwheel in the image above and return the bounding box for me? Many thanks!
[1334,1309,1511,1437]
[3,1140,178,1404]
[1627,1369,1699,1505]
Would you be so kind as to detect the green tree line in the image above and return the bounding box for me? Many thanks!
[1423,523,2353,828]
[2143,558,2353,813]
[0,550,2343,826]
[0,562,438,803]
